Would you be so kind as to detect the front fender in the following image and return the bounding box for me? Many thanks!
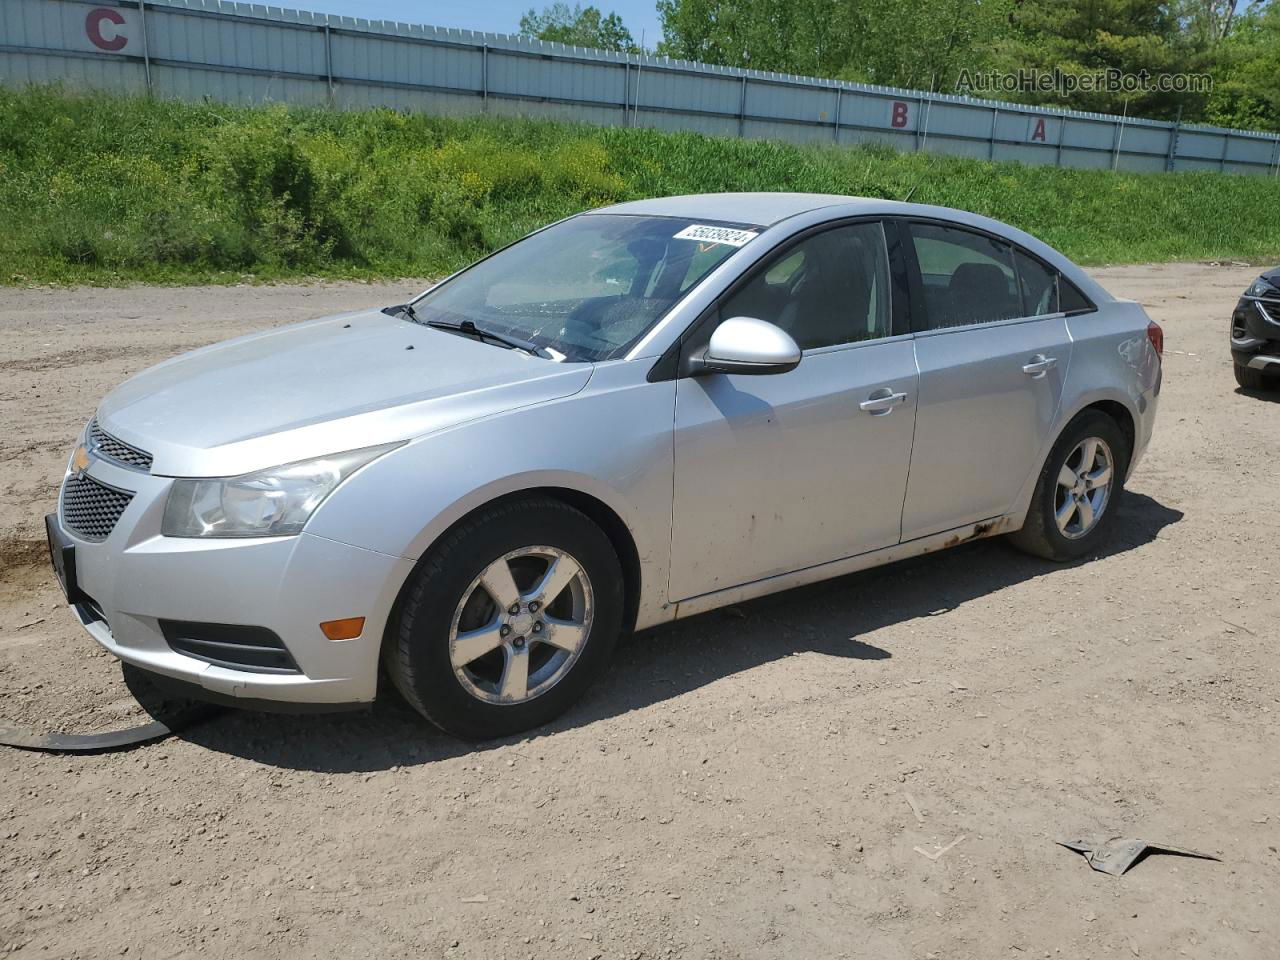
[306,361,676,630]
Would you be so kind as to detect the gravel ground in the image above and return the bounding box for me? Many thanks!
[1,263,1278,959]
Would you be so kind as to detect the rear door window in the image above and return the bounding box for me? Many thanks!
[909,223,1020,329]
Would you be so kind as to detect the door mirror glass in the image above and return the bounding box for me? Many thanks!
[693,316,802,375]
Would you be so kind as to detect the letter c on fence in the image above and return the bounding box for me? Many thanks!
[86,8,128,52]
[891,101,910,129]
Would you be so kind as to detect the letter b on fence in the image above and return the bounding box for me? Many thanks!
[891,101,909,129]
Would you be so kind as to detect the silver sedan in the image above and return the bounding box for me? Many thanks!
[47,193,1162,738]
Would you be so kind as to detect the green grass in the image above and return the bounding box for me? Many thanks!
[3,86,1279,285]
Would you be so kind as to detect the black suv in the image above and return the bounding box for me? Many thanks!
[1231,267,1280,390]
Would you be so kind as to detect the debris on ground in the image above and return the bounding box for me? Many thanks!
[914,836,965,861]
[905,792,925,823]
[1057,836,1221,877]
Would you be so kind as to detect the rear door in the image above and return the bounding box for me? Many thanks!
[898,221,1074,541]
[668,220,918,600]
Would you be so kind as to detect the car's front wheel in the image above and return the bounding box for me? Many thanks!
[1234,361,1276,392]
[385,497,623,739]
[1008,410,1130,562]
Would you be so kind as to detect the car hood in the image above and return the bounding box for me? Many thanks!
[96,309,593,477]
[1260,266,1280,286]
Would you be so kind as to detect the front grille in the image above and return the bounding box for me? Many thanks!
[61,474,133,541]
[88,419,153,472]
[1257,299,1280,326]
[160,620,301,674]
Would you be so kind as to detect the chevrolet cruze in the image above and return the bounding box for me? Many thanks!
[47,194,1162,739]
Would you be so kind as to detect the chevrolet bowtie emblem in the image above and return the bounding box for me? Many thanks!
[71,444,92,476]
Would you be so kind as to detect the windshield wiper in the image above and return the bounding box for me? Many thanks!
[384,303,551,359]
[423,318,552,359]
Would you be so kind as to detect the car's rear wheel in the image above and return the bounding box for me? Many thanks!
[1234,361,1275,391]
[1008,410,1130,562]
[385,497,623,740]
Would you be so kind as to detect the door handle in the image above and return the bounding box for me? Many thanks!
[1022,354,1058,378]
[859,390,908,415]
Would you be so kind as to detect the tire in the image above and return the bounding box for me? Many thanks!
[1008,410,1130,562]
[385,497,623,740]
[1234,361,1273,391]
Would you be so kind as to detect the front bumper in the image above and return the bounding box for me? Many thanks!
[52,454,415,708]
[1230,297,1280,369]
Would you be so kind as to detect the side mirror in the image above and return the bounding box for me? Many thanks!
[689,317,802,376]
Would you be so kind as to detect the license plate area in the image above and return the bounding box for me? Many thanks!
[45,513,88,605]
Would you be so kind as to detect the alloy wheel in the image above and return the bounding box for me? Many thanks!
[448,546,594,705]
[1053,436,1114,540]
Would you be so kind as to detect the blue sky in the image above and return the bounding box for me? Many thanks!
[282,0,665,47]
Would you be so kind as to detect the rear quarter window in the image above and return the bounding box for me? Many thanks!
[1059,276,1095,314]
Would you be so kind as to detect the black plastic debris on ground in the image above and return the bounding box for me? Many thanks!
[0,666,225,754]
[0,702,224,754]
[1058,836,1222,877]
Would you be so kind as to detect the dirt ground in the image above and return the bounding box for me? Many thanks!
[1,264,1277,959]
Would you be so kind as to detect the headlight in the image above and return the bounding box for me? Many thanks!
[1247,277,1278,298]
[161,443,400,538]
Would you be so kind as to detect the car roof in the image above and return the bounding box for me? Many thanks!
[592,192,887,227]
[591,192,1028,235]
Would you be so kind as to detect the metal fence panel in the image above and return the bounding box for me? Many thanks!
[995,142,1055,167]
[1121,152,1168,174]
[1121,125,1168,155]
[647,69,737,117]
[933,137,989,161]
[1227,136,1273,164]
[1176,130,1225,160]
[2,0,1277,177]
[1,48,145,90]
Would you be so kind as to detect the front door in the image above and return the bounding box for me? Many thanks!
[668,221,919,601]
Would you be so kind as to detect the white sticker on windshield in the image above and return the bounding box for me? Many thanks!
[673,224,759,247]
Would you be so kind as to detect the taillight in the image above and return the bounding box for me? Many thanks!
[1146,320,1164,360]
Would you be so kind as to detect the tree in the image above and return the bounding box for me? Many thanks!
[652,0,1279,129]
[655,0,1012,90]
[990,0,1196,118]
[856,0,1017,91]
[656,0,844,74]
[518,3,640,52]
[1177,0,1242,45]
[1201,2,1280,130]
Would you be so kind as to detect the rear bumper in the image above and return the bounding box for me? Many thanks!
[53,453,416,707]
[1129,381,1159,480]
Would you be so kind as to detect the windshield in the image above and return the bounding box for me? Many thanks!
[410,214,760,362]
